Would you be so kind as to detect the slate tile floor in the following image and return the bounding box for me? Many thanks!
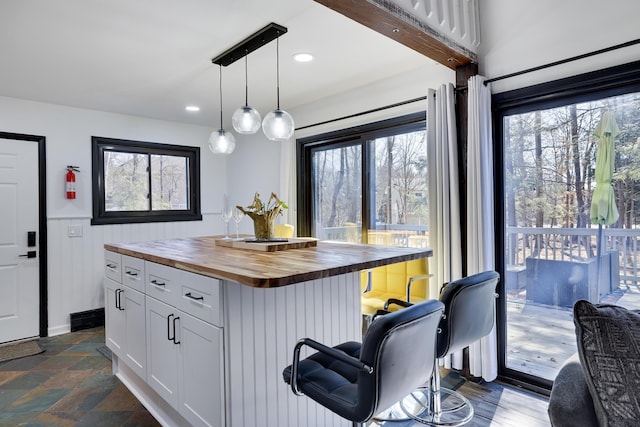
[0,327,159,427]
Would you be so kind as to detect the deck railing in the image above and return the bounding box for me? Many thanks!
[320,225,429,248]
[320,225,640,286]
[506,226,640,287]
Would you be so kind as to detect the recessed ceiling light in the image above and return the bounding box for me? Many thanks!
[293,52,314,63]
[185,105,200,112]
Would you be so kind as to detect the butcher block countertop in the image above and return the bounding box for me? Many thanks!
[105,235,433,288]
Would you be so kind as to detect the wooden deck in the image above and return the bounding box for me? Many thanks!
[506,282,640,380]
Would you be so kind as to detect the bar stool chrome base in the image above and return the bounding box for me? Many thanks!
[399,387,474,427]
[371,402,412,422]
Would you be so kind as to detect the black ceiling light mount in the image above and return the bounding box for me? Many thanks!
[211,23,288,67]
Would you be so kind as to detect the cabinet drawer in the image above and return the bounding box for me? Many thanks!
[176,271,222,327]
[105,251,122,283]
[122,255,145,292]
[145,261,178,306]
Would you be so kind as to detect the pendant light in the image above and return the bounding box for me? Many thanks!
[262,35,294,141]
[232,54,261,134]
[209,64,236,154]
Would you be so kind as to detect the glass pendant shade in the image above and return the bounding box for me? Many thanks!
[262,109,294,141]
[209,64,235,154]
[232,105,261,134]
[208,129,236,154]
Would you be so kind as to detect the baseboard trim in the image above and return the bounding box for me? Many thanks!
[70,308,105,332]
[48,325,70,337]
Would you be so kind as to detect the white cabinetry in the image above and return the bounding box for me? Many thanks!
[104,253,146,380]
[146,296,224,427]
[179,312,223,427]
[105,251,224,427]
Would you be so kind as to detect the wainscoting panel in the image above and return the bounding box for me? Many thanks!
[46,214,220,336]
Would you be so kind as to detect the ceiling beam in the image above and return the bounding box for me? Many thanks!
[314,0,475,70]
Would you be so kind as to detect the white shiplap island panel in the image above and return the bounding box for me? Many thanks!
[224,274,360,427]
[104,236,433,427]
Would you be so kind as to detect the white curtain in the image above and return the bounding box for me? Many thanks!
[427,84,463,369]
[466,75,498,381]
[279,138,297,234]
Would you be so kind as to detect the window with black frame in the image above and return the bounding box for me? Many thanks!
[297,112,429,249]
[91,136,201,225]
[493,61,640,389]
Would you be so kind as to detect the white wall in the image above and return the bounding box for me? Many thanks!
[226,131,282,236]
[292,62,455,138]
[478,0,640,93]
[0,96,227,335]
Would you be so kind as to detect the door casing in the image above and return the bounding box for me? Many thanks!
[0,132,47,337]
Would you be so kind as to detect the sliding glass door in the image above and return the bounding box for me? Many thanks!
[298,113,428,248]
[495,62,640,387]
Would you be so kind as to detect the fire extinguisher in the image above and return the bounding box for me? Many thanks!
[66,166,79,199]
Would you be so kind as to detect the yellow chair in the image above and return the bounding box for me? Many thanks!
[361,258,431,318]
[275,223,294,238]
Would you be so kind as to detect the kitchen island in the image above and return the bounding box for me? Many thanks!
[104,236,432,427]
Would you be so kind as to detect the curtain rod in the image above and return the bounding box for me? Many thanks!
[295,96,427,131]
[484,38,640,86]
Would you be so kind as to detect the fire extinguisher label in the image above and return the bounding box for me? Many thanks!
[66,182,76,192]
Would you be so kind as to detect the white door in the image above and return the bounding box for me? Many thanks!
[0,139,39,343]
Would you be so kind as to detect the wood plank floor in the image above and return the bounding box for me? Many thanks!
[460,380,550,427]
[368,371,551,427]
[1,328,552,426]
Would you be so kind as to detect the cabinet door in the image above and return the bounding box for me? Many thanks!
[146,296,180,408]
[122,286,146,380]
[179,312,224,427]
[104,277,125,359]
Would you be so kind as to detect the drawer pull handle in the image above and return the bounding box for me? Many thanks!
[151,279,166,287]
[185,292,204,301]
[106,263,117,269]
[125,270,138,277]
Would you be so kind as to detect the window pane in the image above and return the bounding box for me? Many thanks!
[312,145,363,242]
[150,155,189,210]
[370,131,428,248]
[104,151,149,211]
[503,92,640,380]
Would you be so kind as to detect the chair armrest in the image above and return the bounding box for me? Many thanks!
[372,309,391,320]
[384,298,413,310]
[290,338,372,396]
[406,273,432,302]
[362,270,373,293]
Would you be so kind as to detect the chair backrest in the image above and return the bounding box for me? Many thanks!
[274,223,294,238]
[360,258,429,300]
[437,270,500,357]
[354,299,444,421]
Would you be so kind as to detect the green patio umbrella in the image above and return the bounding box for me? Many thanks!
[590,110,620,293]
